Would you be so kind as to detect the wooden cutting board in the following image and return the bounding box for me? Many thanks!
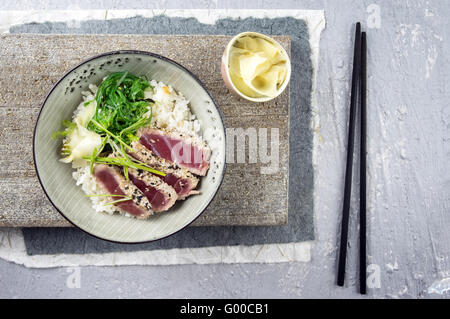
[0,34,290,227]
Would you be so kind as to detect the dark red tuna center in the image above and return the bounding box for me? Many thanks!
[163,173,191,196]
[129,174,169,212]
[139,133,205,170]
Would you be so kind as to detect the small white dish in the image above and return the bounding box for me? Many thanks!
[221,31,291,102]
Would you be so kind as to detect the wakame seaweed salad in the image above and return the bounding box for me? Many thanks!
[88,71,153,144]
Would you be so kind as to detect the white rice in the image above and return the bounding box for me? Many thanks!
[145,80,201,135]
[71,79,201,215]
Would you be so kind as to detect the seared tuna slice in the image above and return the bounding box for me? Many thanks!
[93,164,153,219]
[130,141,200,199]
[128,167,178,212]
[163,172,200,199]
[137,128,210,176]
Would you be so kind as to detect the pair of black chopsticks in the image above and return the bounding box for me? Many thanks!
[337,22,367,295]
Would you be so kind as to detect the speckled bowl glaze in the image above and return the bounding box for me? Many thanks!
[34,50,226,243]
[221,32,291,103]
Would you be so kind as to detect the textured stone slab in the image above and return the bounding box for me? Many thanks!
[0,33,290,227]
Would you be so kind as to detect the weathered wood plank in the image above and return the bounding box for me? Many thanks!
[0,34,290,227]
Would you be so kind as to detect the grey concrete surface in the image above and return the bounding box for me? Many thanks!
[0,0,449,298]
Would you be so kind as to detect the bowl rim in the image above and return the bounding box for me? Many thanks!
[221,31,292,102]
[33,49,226,244]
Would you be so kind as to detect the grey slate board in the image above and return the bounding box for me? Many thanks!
[0,33,290,227]
[8,15,314,254]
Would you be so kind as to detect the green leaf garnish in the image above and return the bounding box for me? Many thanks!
[85,194,133,206]
[52,120,77,139]
[85,194,131,198]
[83,154,166,177]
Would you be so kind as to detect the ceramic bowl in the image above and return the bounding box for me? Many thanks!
[34,50,226,243]
[221,31,291,102]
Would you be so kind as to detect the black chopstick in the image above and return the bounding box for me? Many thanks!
[337,22,361,287]
[359,32,367,295]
